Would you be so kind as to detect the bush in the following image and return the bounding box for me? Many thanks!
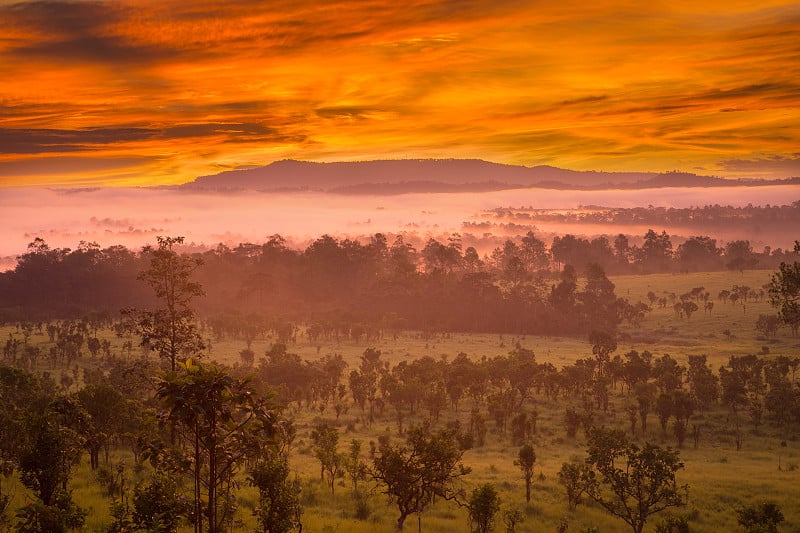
[736,502,784,533]
[655,514,690,533]
[132,474,188,533]
[353,492,370,521]
[15,491,86,533]
[467,484,501,533]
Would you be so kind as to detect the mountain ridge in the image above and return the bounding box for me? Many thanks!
[183,159,795,194]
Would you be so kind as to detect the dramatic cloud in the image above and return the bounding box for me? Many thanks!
[719,154,800,178]
[1,0,799,186]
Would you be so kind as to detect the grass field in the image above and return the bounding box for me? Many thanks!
[2,269,799,532]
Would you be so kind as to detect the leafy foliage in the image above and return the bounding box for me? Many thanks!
[370,422,472,530]
[153,360,279,533]
[769,241,800,336]
[736,502,784,533]
[467,484,501,533]
[583,427,687,533]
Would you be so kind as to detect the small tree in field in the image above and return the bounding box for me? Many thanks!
[248,452,302,533]
[583,427,686,533]
[769,241,800,336]
[344,439,366,493]
[370,422,471,531]
[557,460,591,510]
[310,422,342,494]
[514,444,536,504]
[467,484,501,533]
[502,506,525,533]
[736,502,784,533]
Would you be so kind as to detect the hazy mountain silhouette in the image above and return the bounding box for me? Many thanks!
[185,159,787,194]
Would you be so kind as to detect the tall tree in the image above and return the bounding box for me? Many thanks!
[126,236,205,371]
[769,241,800,336]
[155,360,278,533]
[676,236,722,272]
[725,240,758,272]
[638,230,673,273]
[310,423,342,494]
[581,263,619,332]
[76,383,127,469]
[686,355,719,410]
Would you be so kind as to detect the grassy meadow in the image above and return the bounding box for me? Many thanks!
[2,269,799,532]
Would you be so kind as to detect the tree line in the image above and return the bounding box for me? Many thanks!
[490,202,800,240]
[1,236,798,532]
[1,233,643,337]
[5,228,793,330]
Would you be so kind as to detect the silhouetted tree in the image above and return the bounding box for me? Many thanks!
[125,236,205,372]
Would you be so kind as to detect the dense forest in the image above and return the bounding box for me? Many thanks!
[1,227,794,331]
[486,202,800,239]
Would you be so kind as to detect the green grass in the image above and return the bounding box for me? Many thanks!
[2,269,800,532]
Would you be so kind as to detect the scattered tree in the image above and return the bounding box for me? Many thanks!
[515,444,536,504]
[154,360,278,533]
[557,460,591,510]
[125,236,206,371]
[736,502,784,533]
[768,241,800,336]
[310,423,342,494]
[370,422,471,530]
[583,427,687,533]
[467,483,501,533]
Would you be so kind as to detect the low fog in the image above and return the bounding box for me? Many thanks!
[1,184,797,270]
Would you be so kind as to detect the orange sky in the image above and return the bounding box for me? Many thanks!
[1,0,799,187]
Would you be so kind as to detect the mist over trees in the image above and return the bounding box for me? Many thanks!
[488,202,800,238]
[1,229,794,335]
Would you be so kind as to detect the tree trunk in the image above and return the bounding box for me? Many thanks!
[209,447,217,533]
[90,445,100,470]
[195,424,201,533]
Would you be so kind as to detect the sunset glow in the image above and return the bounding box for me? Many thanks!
[2,0,799,187]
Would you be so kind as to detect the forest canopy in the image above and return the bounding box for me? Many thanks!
[1,229,793,337]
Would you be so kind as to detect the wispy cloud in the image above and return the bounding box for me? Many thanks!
[1,0,799,185]
[719,154,800,178]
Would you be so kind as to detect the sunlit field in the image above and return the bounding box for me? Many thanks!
[1,268,798,532]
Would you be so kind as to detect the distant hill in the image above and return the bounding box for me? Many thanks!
[183,159,790,194]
